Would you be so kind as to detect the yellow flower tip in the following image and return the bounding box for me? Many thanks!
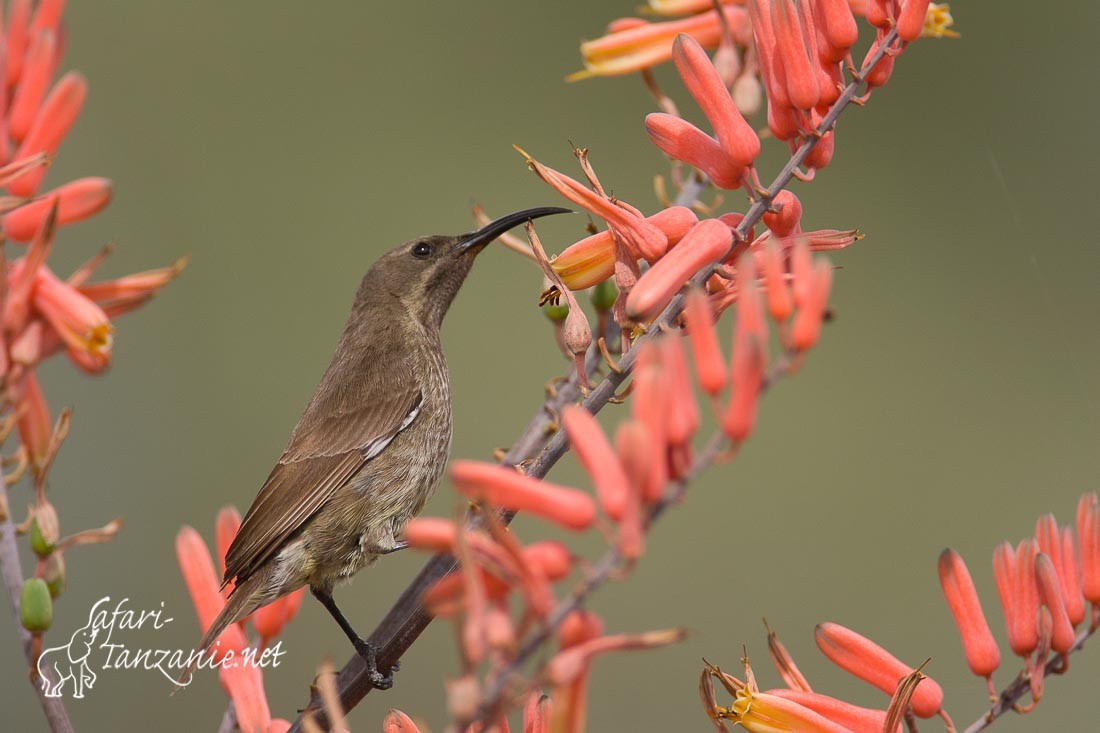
[923,3,959,38]
[511,144,534,163]
[88,324,115,355]
[565,68,597,83]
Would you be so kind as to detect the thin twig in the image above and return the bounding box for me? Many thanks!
[0,506,75,733]
[288,28,901,732]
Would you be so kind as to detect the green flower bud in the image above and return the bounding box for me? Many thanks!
[20,578,52,633]
[590,279,618,311]
[42,553,66,599]
[544,301,570,323]
[29,517,55,557]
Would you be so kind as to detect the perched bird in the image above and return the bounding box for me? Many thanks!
[190,207,570,689]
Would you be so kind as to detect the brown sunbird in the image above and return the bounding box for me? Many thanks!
[190,206,570,689]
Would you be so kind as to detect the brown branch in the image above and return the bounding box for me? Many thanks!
[961,625,1097,733]
[288,27,902,732]
[0,506,75,733]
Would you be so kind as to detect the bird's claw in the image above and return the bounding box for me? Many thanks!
[352,639,395,691]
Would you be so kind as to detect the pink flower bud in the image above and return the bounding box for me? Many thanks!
[15,370,51,470]
[4,177,113,241]
[5,1,32,88]
[896,0,932,41]
[214,505,241,595]
[626,219,732,318]
[814,622,944,718]
[790,259,832,351]
[522,691,551,733]
[760,238,793,322]
[682,288,726,396]
[1035,513,1086,627]
[614,421,650,560]
[645,113,746,189]
[545,629,687,685]
[862,38,895,89]
[176,526,247,662]
[9,72,88,196]
[993,540,1039,656]
[1035,552,1076,654]
[660,335,698,450]
[771,0,819,110]
[813,0,859,61]
[562,405,630,521]
[451,460,597,531]
[763,191,803,237]
[671,34,760,171]
[383,710,423,733]
[1077,492,1100,603]
[9,30,56,142]
[938,548,1000,678]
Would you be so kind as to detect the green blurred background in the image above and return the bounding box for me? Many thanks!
[2,1,1098,730]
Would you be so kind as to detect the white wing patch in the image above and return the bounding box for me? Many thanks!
[360,396,421,462]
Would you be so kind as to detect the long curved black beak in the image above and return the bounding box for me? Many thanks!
[458,206,572,254]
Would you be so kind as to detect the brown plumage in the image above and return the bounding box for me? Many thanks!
[186,207,569,689]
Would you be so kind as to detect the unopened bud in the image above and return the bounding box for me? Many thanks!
[20,577,53,632]
[590,279,618,312]
[42,552,66,599]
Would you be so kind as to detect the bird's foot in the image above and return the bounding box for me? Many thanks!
[353,638,395,690]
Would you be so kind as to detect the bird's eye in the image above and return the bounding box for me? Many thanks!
[411,242,433,259]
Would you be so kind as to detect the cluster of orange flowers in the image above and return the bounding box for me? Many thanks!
[0,0,183,472]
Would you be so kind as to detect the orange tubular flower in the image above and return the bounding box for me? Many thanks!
[78,255,189,303]
[814,622,944,719]
[175,526,247,661]
[9,71,87,196]
[570,7,751,81]
[252,589,306,644]
[1035,513,1086,627]
[383,710,423,733]
[561,405,630,521]
[214,505,242,584]
[765,689,896,733]
[627,218,732,318]
[9,29,57,142]
[32,265,114,365]
[450,460,597,531]
[523,691,551,733]
[1034,552,1076,654]
[721,269,766,443]
[552,206,697,289]
[3,176,113,241]
[721,687,861,733]
[218,663,272,733]
[660,335,699,453]
[760,239,793,323]
[646,113,747,189]
[521,153,667,262]
[15,369,51,470]
[648,0,742,15]
[814,0,859,62]
[545,629,688,686]
[896,0,933,41]
[763,190,803,237]
[6,0,32,90]
[938,548,1001,681]
[682,288,727,396]
[614,421,650,560]
[789,259,832,352]
[1077,492,1100,606]
[672,34,760,172]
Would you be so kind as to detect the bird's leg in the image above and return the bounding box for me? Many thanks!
[310,586,394,690]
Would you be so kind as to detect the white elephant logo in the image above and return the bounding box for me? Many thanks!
[38,603,102,698]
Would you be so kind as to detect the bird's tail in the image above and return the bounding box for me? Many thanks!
[174,572,273,692]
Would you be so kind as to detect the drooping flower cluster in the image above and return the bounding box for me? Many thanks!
[700,493,1100,731]
[389,227,834,729]
[2,0,183,688]
[176,507,306,733]
[0,0,184,472]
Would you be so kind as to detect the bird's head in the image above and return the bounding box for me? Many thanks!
[357,206,571,330]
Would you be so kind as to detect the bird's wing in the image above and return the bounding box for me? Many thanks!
[222,368,423,587]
